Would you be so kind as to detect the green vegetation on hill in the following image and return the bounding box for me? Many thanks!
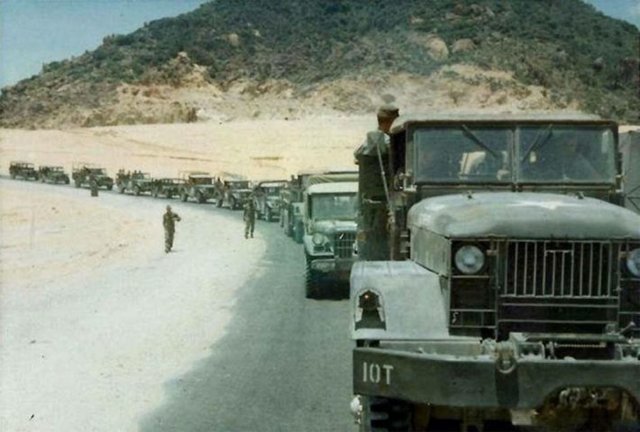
[1,0,638,128]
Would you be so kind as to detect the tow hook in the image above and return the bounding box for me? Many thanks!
[350,396,363,425]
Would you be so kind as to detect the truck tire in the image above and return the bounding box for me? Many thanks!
[305,254,320,299]
[360,397,412,432]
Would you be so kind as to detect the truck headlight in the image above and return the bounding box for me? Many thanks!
[454,245,486,275]
[627,248,640,277]
[312,233,327,246]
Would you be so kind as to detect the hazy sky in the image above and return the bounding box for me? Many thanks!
[0,0,638,89]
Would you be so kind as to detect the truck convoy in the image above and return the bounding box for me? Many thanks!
[350,111,640,431]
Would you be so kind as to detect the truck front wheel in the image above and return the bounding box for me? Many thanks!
[359,397,413,432]
[305,254,320,299]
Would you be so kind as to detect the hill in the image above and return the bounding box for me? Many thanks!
[0,0,638,128]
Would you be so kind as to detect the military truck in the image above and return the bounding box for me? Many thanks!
[151,178,185,199]
[179,172,217,203]
[9,161,38,180]
[350,113,640,431]
[303,180,358,299]
[282,170,358,242]
[217,179,252,210]
[115,170,154,195]
[621,130,640,214]
[72,163,113,190]
[253,180,288,221]
[37,165,70,184]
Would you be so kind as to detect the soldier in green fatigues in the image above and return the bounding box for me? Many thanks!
[163,205,181,253]
[243,198,256,239]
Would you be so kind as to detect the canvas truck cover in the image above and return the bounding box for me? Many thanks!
[621,130,640,213]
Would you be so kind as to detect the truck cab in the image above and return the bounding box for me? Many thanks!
[351,114,640,431]
[303,180,358,298]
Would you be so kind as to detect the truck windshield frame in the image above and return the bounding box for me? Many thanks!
[310,193,358,221]
[412,123,617,185]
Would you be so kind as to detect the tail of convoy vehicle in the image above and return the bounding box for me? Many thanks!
[350,111,640,431]
[115,170,154,195]
[9,161,38,180]
[621,130,640,214]
[302,171,359,298]
[216,179,252,209]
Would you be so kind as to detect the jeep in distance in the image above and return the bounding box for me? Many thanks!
[116,170,154,195]
[303,180,358,299]
[37,166,70,184]
[9,161,38,180]
[253,180,288,222]
[72,163,113,190]
[217,179,252,210]
[180,172,217,203]
[151,178,185,199]
[350,113,640,431]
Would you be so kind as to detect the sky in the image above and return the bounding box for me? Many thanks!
[0,0,639,89]
[0,0,209,88]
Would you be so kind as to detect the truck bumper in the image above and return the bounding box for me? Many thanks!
[310,257,355,279]
[353,345,640,409]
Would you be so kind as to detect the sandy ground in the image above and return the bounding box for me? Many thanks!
[0,178,268,431]
[0,117,373,431]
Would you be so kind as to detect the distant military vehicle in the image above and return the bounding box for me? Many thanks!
[71,163,113,190]
[151,178,185,199]
[621,130,640,213]
[37,165,70,184]
[303,180,358,298]
[350,113,640,431]
[217,179,252,210]
[115,170,154,195]
[179,172,217,203]
[253,180,288,222]
[9,161,38,180]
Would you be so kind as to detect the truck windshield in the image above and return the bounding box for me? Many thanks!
[414,127,512,183]
[518,126,616,183]
[311,193,357,221]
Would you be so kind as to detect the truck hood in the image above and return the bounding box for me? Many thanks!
[408,192,640,240]
[312,220,357,235]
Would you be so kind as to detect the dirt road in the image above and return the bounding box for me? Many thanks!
[0,178,355,431]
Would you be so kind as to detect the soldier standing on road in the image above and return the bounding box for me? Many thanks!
[163,205,181,253]
[89,174,99,197]
[243,198,256,239]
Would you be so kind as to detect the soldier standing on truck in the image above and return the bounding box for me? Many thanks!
[163,205,181,253]
[243,197,256,239]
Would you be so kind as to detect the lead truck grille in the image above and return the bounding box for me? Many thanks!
[333,232,356,258]
[503,241,616,298]
[498,240,621,336]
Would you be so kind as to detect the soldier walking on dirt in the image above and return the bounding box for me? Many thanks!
[243,198,256,239]
[163,205,181,253]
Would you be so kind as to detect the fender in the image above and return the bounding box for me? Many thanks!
[350,261,450,341]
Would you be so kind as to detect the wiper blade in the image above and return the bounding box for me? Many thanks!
[461,125,499,159]
[521,124,553,162]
